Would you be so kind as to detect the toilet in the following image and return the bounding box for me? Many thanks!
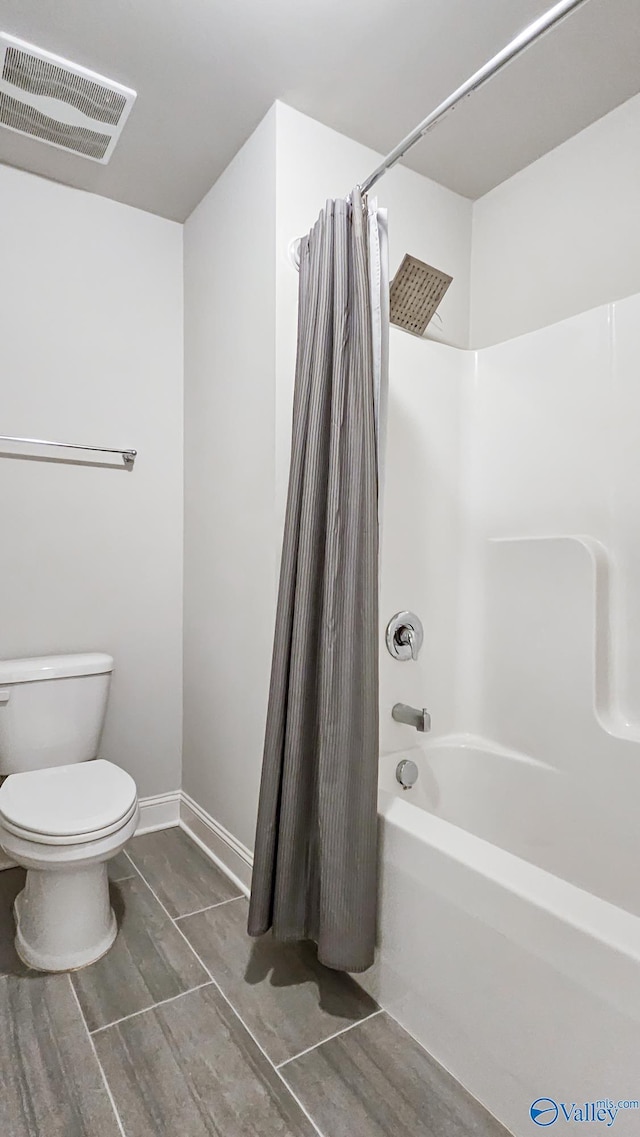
[0,653,139,972]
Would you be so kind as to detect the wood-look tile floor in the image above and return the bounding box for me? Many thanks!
[0,827,512,1136]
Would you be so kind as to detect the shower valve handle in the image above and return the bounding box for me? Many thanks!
[397,626,419,661]
[385,611,424,661]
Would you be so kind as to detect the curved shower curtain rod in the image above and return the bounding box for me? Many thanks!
[358,0,592,196]
[290,0,591,268]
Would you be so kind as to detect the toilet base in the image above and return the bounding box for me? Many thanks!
[14,862,117,972]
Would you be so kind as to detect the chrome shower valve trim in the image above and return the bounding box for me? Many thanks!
[386,611,424,661]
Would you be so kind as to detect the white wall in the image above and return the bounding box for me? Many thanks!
[0,165,183,798]
[182,109,277,850]
[470,93,640,347]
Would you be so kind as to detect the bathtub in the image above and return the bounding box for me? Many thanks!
[364,736,640,1136]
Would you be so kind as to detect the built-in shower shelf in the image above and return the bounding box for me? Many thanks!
[484,535,640,755]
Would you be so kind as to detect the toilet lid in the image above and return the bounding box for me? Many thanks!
[0,760,138,839]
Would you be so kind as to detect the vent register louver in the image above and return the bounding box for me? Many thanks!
[0,34,136,162]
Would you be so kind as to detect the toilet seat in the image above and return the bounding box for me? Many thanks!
[0,759,137,845]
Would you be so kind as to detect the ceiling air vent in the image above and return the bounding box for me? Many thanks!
[0,33,136,163]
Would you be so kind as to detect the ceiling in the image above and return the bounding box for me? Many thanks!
[0,0,638,221]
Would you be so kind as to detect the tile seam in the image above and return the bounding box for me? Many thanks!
[175,895,245,921]
[276,1008,384,1069]
[68,976,128,1137]
[123,849,242,921]
[125,847,328,1137]
[89,981,214,1035]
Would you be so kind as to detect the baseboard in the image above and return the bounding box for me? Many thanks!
[136,790,181,835]
[180,792,252,896]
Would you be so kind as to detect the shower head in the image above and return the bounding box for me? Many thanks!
[389,254,452,337]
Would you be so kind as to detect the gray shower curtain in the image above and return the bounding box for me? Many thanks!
[248,189,385,972]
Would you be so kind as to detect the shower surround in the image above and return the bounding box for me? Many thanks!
[369,292,640,1136]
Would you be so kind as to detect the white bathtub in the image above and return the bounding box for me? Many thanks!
[364,736,640,1136]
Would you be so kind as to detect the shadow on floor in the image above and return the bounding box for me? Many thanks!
[244,933,375,1019]
[0,866,29,977]
[110,881,126,930]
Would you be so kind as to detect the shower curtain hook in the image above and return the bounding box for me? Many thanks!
[288,236,301,271]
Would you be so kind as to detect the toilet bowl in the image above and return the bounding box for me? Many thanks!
[0,759,139,971]
[0,652,139,972]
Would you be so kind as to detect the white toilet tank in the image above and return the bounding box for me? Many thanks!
[0,654,113,775]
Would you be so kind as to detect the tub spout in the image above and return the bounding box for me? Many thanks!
[392,703,431,732]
